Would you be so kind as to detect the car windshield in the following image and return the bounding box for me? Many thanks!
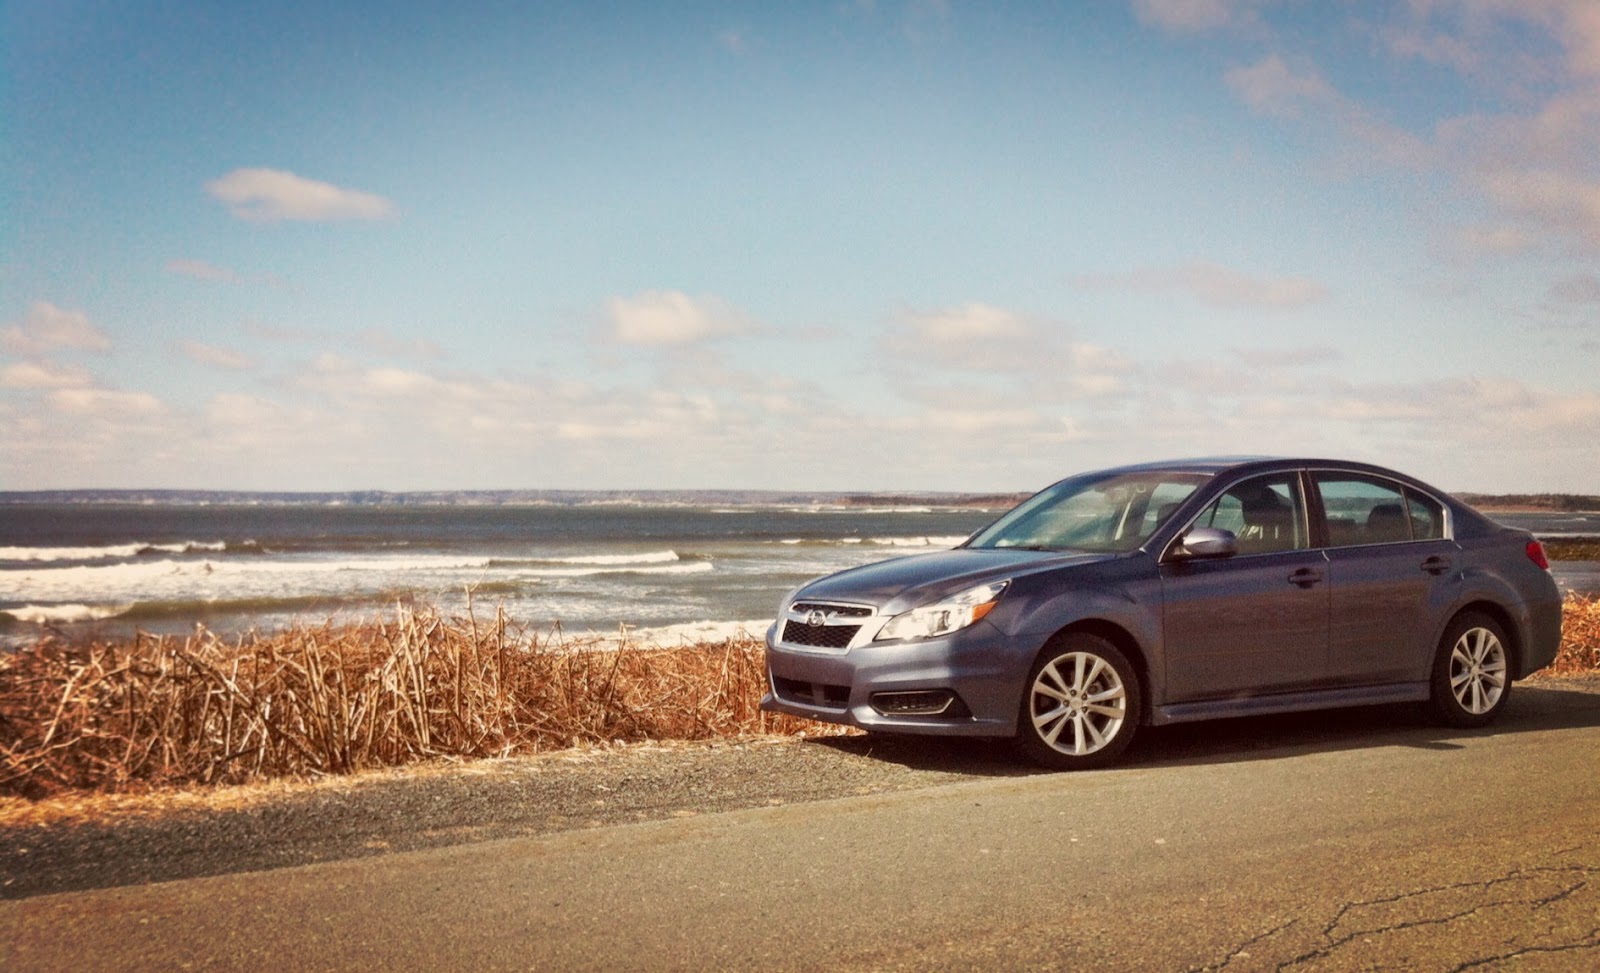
[967,471,1209,553]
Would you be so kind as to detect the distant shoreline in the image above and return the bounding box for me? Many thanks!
[2,488,1595,513]
[0,488,1032,509]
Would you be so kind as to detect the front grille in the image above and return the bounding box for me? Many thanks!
[791,602,872,618]
[782,620,861,649]
[773,676,851,709]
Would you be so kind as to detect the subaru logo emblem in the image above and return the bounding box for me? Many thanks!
[806,609,827,627]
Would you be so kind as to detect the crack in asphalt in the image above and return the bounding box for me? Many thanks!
[1193,859,1600,972]
[1185,919,1298,972]
[1530,878,1586,907]
[1450,925,1600,972]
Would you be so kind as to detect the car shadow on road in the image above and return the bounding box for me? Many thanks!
[804,678,1600,776]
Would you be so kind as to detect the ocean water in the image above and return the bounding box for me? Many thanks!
[0,496,999,648]
[1,497,1594,649]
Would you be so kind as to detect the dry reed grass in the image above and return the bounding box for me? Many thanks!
[0,604,828,798]
[1547,592,1600,676]
[4,595,1598,798]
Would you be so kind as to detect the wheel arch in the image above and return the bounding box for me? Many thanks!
[1042,618,1154,723]
[1446,600,1524,676]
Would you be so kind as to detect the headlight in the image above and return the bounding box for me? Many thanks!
[875,581,1008,642]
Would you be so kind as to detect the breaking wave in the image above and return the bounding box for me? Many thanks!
[0,541,231,562]
[776,536,967,548]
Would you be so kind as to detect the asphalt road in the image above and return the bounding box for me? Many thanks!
[5,680,1600,972]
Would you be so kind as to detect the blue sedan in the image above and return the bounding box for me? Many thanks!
[761,457,1564,769]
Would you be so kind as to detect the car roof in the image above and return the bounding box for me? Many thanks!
[1087,455,1438,486]
[1095,455,1276,476]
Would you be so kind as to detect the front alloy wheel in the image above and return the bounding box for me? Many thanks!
[1428,613,1512,728]
[1014,634,1141,770]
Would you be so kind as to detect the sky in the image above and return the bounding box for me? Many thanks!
[2,0,1598,494]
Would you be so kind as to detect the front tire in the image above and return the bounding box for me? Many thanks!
[1427,612,1512,728]
[1014,634,1141,770]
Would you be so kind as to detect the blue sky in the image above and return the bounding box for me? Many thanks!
[3,0,1598,493]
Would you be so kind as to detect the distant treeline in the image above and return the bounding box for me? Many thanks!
[1457,493,1600,511]
[834,493,1032,508]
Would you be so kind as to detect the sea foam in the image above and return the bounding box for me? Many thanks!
[2,603,132,624]
[541,550,681,566]
[0,541,227,562]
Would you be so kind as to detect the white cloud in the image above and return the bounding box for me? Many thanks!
[1132,0,1251,34]
[894,302,1031,344]
[880,304,1137,403]
[1070,262,1329,308]
[604,291,754,346]
[1234,345,1343,368]
[1,302,111,355]
[357,329,446,361]
[1475,167,1600,247]
[362,367,446,397]
[1223,54,1433,170]
[0,361,93,389]
[1312,377,1600,443]
[882,303,1041,373]
[1225,55,1336,118]
[206,393,287,427]
[205,168,396,223]
[1566,0,1600,76]
[244,320,316,343]
[886,407,1044,435]
[1550,274,1600,304]
[5,326,1598,491]
[46,388,164,417]
[1378,22,1482,75]
[1198,7,1600,254]
[1399,1,1600,80]
[179,340,255,371]
[1456,223,1534,254]
[167,258,239,282]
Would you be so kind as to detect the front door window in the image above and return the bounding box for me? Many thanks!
[1191,473,1308,555]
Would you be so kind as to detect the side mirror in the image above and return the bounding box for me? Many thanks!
[1174,527,1238,560]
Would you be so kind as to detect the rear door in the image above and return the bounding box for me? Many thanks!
[1312,472,1461,685]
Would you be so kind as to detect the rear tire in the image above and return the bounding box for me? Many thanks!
[1427,612,1512,728]
[1013,633,1141,770]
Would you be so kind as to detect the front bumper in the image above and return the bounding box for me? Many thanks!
[759,621,1026,737]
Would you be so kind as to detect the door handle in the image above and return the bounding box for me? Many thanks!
[1421,555,1452,576]
[1288,567,1324,588]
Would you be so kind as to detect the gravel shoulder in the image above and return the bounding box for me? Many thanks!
[6,673,1598,902]
[0,734,1023,900]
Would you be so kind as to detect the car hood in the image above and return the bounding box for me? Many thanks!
[793,547,1115,614]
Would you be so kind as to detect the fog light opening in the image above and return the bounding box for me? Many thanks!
[870,690,970,718]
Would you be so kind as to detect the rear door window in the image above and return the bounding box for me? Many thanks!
[1313,474,1441,545]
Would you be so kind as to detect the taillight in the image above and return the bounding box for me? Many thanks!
[1526,540,1550,571]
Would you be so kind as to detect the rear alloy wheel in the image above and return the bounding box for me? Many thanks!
[1428,613,1512,728]
[1014,634,1141,770]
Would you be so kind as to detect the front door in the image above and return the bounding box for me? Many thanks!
[1160,472,1331,702]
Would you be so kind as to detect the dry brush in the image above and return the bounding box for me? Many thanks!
[0,606,826,797]
[3,595,1598,798]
